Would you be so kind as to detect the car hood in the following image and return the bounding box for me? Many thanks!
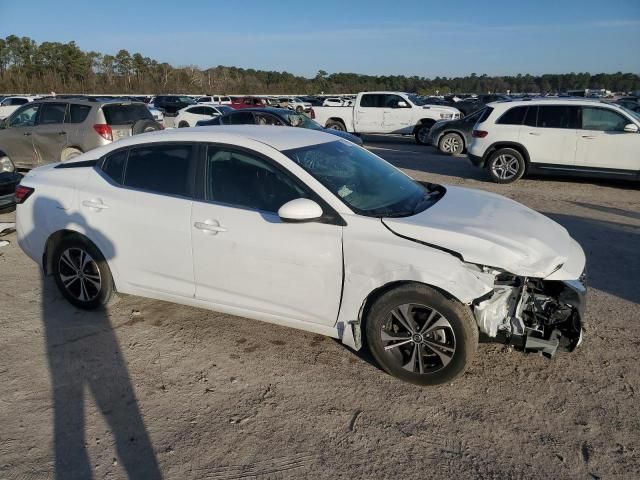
[382,186,584,278]
[421,105,460,114]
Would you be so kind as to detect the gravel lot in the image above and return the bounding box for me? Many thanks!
[1,136,639,479]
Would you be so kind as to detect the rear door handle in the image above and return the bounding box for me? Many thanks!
[23,132,32,136]
[58,131,66,135]
[528,132,541,136]
[581,135,596,139]
[194,220,227,234]
[82,199,109,210]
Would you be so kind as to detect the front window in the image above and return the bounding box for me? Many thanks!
[582,107,630,132]
[283,140,442,217]
[8,104,39,127]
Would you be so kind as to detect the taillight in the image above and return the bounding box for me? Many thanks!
[15,185,34,204]
[472,130,488,138]
[93,124,113,141]
[309,108,315,119]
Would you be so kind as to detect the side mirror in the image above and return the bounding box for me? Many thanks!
[623,123,639,133]
[278,198,323,223]
[396,101,409,108]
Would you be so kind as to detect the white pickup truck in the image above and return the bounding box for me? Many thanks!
[310,91,462,144]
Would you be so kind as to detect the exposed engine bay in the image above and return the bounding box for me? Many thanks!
[473,270,586,357]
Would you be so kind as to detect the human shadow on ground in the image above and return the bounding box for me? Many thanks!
[25,195,162,479]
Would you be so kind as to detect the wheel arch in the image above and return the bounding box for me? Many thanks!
[42,229,117,291]
[412,118,436,133]
[326,116,347,127]
[438,129,467,149]
[483,142,531,170]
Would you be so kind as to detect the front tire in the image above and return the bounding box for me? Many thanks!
[178,121,189,128]
[487,148,526,184]
[52,236,114,310]
[325,119,346,131]
[365,284,478,385]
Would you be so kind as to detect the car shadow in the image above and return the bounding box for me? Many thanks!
[542,211,640,305]
[25,196,162,479]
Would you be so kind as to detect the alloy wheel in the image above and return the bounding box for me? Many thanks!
[57,248,102,302]
[380,303,456,374]
[491,154,520,180]
[441,135,461,154]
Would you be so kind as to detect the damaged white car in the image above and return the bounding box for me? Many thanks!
[15,126,586,385]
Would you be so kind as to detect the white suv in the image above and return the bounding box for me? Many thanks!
[468,99,640,183]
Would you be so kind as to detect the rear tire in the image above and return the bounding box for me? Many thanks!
[414,122,434,145]
[52,236,114,310]
[438,132,464,155]
[178,121,189,128]
[365,284,478,385]
[487,148,526,184]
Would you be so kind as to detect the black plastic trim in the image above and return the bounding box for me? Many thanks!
[55,159,98,169]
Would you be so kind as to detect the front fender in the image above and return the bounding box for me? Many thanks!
[336,215,493,348]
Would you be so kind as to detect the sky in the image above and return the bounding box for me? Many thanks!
[1,0,639,78]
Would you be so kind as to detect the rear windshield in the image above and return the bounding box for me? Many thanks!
[102,103,153,125]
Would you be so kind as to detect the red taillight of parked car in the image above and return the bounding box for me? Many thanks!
[472,130,488,138]
[93,124,113,141]
[14,185,34,204]
[309,108,315,119]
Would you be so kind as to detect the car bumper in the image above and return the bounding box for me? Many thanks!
[468,153,485,167]
[0,172,21,210]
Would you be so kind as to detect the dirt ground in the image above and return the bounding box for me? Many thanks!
[1,136,639,480]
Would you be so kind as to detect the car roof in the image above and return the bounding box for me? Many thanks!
[33,97,146,106]
[486,98,630,109]
[105,125,337,152]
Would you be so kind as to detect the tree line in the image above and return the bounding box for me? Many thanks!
[1,35,639,95]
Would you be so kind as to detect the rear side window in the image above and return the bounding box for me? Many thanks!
[102,104,153,125]
[360,94,385,108]
[38,103,67,125]
[124,145,194,197]
[496,106,527,125]
[524,106,538,126]
[476,107,493,123]
[101,150,128,184]
[67,104,91,123]
[537,105,580,129]
[582,107,628,132]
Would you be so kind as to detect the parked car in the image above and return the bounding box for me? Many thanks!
[195,107,363,145]
[322,97,346,107]
[427,108,488,155]
[150,95,196,115]
[468,99,640,183]
[311,91,462,144]
[0,98,162,170]
[15,125,586,385]
[278,97,312,113]
[0,155,21,210]
[230,96,272,109]
[175,104,233,127]
[0,96,40,120]
[196,95,232,105]
[454,94,511,116]
[615,97,640,113]
[299,96,324,107]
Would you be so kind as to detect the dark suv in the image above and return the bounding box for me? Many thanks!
[151,95,196,115]
[454,94,511,116]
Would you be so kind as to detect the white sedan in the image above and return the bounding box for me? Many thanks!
[175,104,234,128]
[0,95,39,119]
[15,126,586,385]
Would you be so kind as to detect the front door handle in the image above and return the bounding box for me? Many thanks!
[581,135,596,139]
[82,199,109,211]
[528,132,541,136]
[194,220,227,234]
[23,132,32,136]
[58,131,66,135]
